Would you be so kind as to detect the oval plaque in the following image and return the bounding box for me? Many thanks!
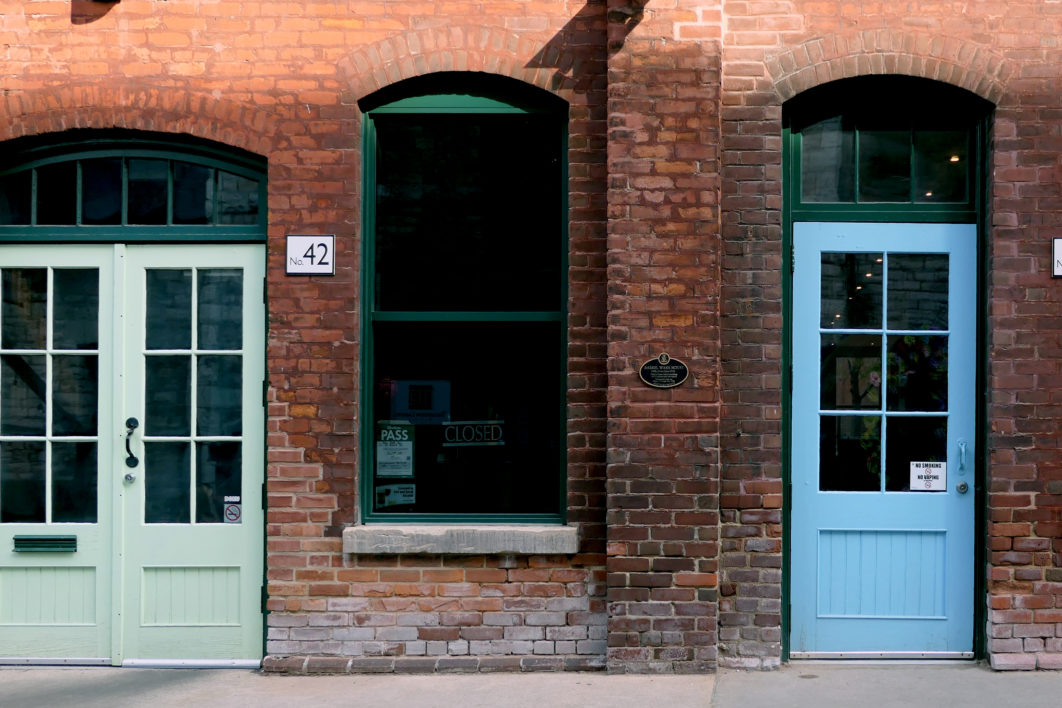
[638,353,689,389]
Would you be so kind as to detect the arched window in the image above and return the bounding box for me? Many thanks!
[0,129,266,241]
[360,73,568,522]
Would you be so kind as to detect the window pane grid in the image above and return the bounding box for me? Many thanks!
[0,267,100,523]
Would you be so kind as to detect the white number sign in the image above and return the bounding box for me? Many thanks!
[286,235,335,275]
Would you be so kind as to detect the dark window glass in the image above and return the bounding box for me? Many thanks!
[1,355,46,436]
[820,334,881,411]
[144,442,191,523]
[0,170,31,225]
[217,171,258,224]
[1,441,46,522]
[53,269,99,350]
[197,269,242,350]
[52,441,98,523]
[887,254,948,330]
[371,321,562,514]
[374,114,562,311]
[820,415,881,492]
[820,253,883,329]
[145,356,191,436]
[886,335,948,412]
[801,116,854,202]
[36,162,77,225]
[52,355,98,436]
[2,268,47,349]
[128,159,168,225]
[858,130,911,202]
[146,269,192,350]
[885,417,947,492]
[81,158,122,225]
[197,355,241,436]
[914,131,968,203]
[195,442,241,523]
[174,163,214,224]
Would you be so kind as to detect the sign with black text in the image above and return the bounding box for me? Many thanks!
[286,234,336,275]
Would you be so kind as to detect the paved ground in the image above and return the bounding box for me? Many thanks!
[2,662,1062,708]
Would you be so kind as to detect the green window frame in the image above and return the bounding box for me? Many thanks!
[360,74,569,523]
[0,129,267,242]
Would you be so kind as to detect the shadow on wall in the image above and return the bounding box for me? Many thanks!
[71,0,119,25]
[526,2,620,93]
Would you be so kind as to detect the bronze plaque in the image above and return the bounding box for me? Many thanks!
[638,353,689,389]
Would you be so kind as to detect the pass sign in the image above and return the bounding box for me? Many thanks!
[286,235,335,275]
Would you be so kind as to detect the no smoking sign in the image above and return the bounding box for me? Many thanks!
[224,502,242,524]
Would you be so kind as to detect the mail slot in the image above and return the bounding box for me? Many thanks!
[13,535,77,552]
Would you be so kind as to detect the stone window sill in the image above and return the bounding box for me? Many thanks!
[342,524,580,555]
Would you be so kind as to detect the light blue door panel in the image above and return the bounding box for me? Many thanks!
[790,222,976,656]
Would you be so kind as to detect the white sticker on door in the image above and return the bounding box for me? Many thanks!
[910,461,946,491]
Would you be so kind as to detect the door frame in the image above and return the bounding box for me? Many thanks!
[780,80,993,661]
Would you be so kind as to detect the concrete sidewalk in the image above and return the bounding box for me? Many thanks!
[1,663,1062,708]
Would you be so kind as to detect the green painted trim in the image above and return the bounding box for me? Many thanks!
[358,86,569,525]
[0,227,265,243]
[12,535,78,552]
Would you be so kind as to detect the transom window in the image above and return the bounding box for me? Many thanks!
[361,74,568,522]
[0,130,265,239]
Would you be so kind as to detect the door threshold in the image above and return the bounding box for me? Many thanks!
[790,651,974,660]
[121,659,261,669]
[0,658,111,666]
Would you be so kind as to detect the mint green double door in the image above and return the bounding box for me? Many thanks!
[0,244,264,666]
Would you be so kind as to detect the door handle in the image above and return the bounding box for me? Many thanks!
[958,439,967,473]
[125,417,139,469]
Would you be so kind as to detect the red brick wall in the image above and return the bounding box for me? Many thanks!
[605,0,723,673]
[1,0,610,673]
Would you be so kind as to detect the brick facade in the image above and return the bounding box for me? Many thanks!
[3,0,1062,673]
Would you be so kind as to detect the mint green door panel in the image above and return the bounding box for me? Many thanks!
[0,244,263,665]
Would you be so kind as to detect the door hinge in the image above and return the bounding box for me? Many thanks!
[263,276,267,304]
[262,480,268,511]
[790,243,795,274]
[261,585,268,615]
[788,363,793,395]
[787,482,793,514]
[262,379,269,407]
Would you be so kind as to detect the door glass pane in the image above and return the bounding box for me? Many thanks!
[174,163,214,224]
[0,170,31,225]
[144,442,190,523]
[820,334,881,410]
[197,355,241,436]
[820,415,881,492]
[146,269,192,350]
[196,442,241,523]
[217,171,259,225]
[2,268,47,349]
[914,131,968,203]
[81,158,122,225]
[145,356,191,436]
[52,355,98,436]
[821,253,883,328]
[887,335,948,412]
[52,441,97,522]
[198,270,242,350]
[801,116,854,202]
[1,355,46,436]
[859,130,911,202]
[53,269,99,350]
[887,254,948,330]
[128,159,169,225]
[885,417,947,492]
[0,441,46,522]
[36,162,77,225]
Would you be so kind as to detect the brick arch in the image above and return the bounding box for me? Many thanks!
[339,26,579,103]
[0,84,280,155]
[766,30,1013,104]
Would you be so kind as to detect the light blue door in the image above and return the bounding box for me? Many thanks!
[790,222,976,658]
